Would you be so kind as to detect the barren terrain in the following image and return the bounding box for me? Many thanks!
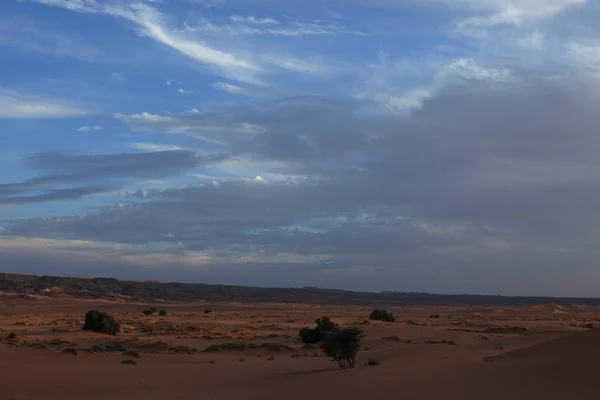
[1,295,599,399]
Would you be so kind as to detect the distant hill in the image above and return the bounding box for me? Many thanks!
[0,272,598,305]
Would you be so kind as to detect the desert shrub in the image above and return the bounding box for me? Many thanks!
[121,359,137,365]
[369,309,395,322]
[267,356,274,361]
[204,342,247,352]
[142,309,154,316]
[159,310,167,316]
[584,323,594,329]
[6,332,17,340]
[321,327,364,369]
[60,347,79,355]
[239,358,245,362]
[315,316,338,332]
[298,316,339,344]
[259,342,295,352]
[298,327,322,344]
[483,326,527,334]
[82,310,120,335]
[425,340,457,345]
[149,307,157,313]
[364,358,378,366]
[204,309,212,314]
[122,350,140,359]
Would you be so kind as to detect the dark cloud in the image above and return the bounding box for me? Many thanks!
[0,150,227,205]
[0,186,112,206]
[7,70,600,296]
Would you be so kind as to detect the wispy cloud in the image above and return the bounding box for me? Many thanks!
[27,0,262,83]
[212,81,243,94]
[0,88,89,119]
[230,15,279,25]
[0,149,224,206]
[129,142,186,152]
[77,125,102,131]
[183,17,368,37]
[457,0,586,27]
[177,88,193,94]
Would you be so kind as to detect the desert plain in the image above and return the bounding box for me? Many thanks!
[0,296,599,399]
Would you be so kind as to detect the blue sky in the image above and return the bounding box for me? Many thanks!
[2,0,600,296]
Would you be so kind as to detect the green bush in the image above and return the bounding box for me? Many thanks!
[321,327,364,369]
[369,309,395,322]
[159,310,167,316]
[82,310,120,335]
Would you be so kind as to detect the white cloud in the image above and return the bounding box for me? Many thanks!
[177,88,193,94]
[129,142,186,152]
[114,112,173,124]
[212,81,243,94]
[516,31,545,50]
[269,57,325,73]
[361,56,511,111]
[448,0,586,40]
[77,125,102,131]
[0,89,89,119]
[368,88,434,111]
[439,58,512,82]
[569,42,600,73]
[114,112,183,132]
[427,0,587,26]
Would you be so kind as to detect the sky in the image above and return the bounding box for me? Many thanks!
[2,0,600,296]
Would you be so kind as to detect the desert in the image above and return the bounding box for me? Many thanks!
[0,275,599,399]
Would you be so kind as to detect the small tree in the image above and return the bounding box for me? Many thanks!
[298,316,339,344]
[321,327,364,369]
[369,309,395,322]
[82,310,120,335]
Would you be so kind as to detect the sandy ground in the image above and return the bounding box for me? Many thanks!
[0,298,599,399]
